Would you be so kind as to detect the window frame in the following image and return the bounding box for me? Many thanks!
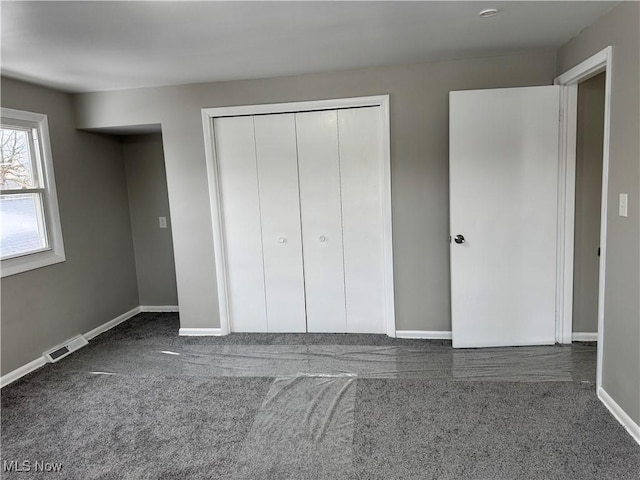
[1,108,65,277]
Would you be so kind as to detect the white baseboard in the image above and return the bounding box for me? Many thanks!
[1,306,142,388]
[179,327,225,336]
[598,386,640,445]
[395,330,452,340]
[139,305,179,312]
[572,332,598,342]
[85,306,142,340]
[0,357,46,388]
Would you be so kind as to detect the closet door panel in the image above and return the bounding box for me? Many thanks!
[214,116,267,332]
[338,107,386,333]
[296,111,347,333]
[254,114,307,333]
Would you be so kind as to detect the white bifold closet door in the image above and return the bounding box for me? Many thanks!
[253,114,306,332]
[214,114,306,333]
[215,106,386,334]
[338,107,386,333]
[214,116,268,332]
[296,110,347,333]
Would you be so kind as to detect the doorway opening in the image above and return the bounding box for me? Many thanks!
[555,46,612,391]
[121,130,179,310]
[572,72,605,344]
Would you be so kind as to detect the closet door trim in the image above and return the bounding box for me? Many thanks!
[202,95,395,336]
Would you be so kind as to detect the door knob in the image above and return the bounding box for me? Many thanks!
[319,235,327,243]
[278,237,286,244]
[454,234,465,244]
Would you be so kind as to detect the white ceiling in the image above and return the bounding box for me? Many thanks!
[1,1,617,93]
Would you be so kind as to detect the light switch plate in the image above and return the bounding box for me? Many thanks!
[159,216,168,228]
[618,194,628,217]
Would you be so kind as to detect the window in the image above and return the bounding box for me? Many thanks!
[1,108,65,277]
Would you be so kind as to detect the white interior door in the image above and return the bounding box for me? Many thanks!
[254,114,307,333]
[450,86,560,348]
[338,107,386,334]
[296,110,347,333]
[214,116,267,332]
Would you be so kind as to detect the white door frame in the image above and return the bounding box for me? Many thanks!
[201,95,396,336]
[554,46,612,390]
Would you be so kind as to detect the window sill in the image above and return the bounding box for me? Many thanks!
[1,249,66,278]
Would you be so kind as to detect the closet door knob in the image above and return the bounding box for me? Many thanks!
[319,235,327,243]
[278,237,286,244]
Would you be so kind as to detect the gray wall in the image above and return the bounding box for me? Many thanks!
[558,1,640,424]
[572,73,605,334]
[0,77,139,375]
[74,49,557,331]
[122,134,178,306]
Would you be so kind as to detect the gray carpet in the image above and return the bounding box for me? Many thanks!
[1,313,638,479]
[353,380,637,480]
